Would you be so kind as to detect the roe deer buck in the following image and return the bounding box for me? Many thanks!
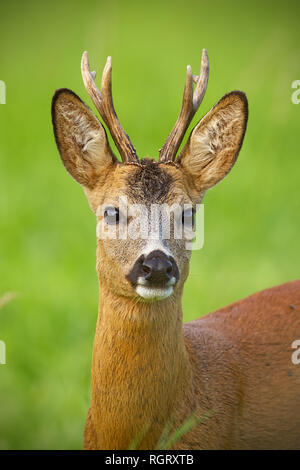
[51,50,300,449]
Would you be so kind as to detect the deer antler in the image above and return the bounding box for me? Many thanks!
[81,51,139,163]
[159,49,209,163]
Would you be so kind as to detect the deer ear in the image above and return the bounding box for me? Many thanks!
[52,88,116,188]
[178,91,248,192]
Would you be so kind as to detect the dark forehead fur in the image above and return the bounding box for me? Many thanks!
[126,158,174,203]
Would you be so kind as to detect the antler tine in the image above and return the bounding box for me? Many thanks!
[193,49,209,109]
[81,51,138,163]
[159,49,209,163]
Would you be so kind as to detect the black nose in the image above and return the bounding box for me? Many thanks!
[126,250,180,287]
[142,251,173,285]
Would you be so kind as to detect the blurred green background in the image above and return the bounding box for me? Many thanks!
[0,0,299,449]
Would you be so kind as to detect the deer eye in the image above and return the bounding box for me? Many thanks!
[104,207,119,225]
[182,208,195,229]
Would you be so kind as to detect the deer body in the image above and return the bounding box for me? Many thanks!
[52,51,300,449]
[83,274,300,450]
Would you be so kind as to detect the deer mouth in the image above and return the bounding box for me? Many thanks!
[135,276,176,300]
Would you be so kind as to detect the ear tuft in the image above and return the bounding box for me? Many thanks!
[179,91,248,192]
[52,89,116,188]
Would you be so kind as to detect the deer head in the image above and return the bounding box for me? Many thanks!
[52,50,248,303]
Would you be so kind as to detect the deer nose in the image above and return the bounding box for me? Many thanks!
[141,251,173,285]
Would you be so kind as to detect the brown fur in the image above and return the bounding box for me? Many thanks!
[51,84,300,450]
[83,281,300,450]
[126,159,174,203]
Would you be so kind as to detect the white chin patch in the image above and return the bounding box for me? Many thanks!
[136,285,174,301]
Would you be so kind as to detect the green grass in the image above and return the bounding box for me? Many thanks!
[0,0,299,449]
[155,410,213,450]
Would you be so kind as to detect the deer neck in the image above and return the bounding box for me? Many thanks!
[90,278,191,449]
